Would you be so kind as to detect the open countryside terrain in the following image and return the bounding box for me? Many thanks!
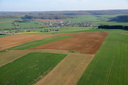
[0,49,94,85]
[30,32,108,54]
[0,34,59,51]
[0,30,128,85]
[77,33,128,85]
[0,32,107,85]
[0,52,67,85]
[0,10,128,85]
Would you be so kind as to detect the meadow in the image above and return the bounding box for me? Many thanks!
[0,52,67,85]
[77,33,128,85]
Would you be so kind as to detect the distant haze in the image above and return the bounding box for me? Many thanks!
[0,0,128,11]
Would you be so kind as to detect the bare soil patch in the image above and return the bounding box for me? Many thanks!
[30,32,108,54]
[35,19,62,22]
[35,53,94,85]
[0,34,57,51]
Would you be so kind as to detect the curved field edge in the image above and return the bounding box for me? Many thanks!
[77,33,128,85]
[0,52,67,85]
[8,35,72,50]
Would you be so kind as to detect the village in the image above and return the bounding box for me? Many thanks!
[0,20,93,34]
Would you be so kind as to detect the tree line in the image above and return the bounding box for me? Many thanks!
[110,15,128,22]
[98,25,128,30]
[21,15,76,19]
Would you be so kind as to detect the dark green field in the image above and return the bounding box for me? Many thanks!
[77,33,128,85]
[0,52,67,85]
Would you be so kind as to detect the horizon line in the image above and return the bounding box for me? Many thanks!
[0,9,128,12]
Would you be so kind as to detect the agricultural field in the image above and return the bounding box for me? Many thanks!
[77,33,128,85]
[0,52,67,85]
[35,53,94,85]
[0,34,57,51]
[1,14,128,33]
[30,32,108,54]
[0,34,8,38]
[0,11,128,85]
[0,18,18,23]
[0,18,18,30]
[8,35,72,50]
[62,15,128,26]
[0,30,128,85]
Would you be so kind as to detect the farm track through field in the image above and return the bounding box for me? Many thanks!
[30,32,108,54]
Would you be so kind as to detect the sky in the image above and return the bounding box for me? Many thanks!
[0,0,128,11]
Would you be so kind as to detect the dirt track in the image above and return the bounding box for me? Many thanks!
[0,34,56,51]
[30,32,108,54]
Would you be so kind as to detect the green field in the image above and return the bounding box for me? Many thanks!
[15,20,47,29]
[16,29,127,35]
[1,14,128,32]
[62,15,128,26]
[0,19,47,30]
[62,15,99,23]
[77,33,128,85]
[0,18,18,30]
[0,52,67,85]
[0,18,17,22]
[0,35,8,38]
[8,35,72,50]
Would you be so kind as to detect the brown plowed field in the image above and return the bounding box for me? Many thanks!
[30,32,108,54]
[35,19,62,22]
[0,34,57,51]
